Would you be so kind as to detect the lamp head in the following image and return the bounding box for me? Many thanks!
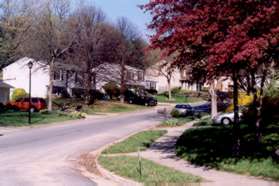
[27,61,33,69]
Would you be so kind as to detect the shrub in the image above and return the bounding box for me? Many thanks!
[39,109,50,115]
[171,87,182,95]
[146,88,158,95]
[12,88,28,101]
[171,108,181,118]
[103,82,120,99]
[69,111,87,119]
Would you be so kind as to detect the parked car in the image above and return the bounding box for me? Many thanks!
[7,97,47,112]
[174,103,210,117]
[125,90,157,106]
[212,112,243,125]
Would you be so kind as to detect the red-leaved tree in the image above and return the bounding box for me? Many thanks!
[142,0,279,154]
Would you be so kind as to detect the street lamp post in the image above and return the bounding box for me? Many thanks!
[27,61,33,124]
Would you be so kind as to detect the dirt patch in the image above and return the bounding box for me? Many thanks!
[79,153,102,176]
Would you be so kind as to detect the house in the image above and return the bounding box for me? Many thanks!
[144,62,232,93]
[0,82,13,104]
[3,57,147,99]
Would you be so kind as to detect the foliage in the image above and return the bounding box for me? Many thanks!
[171,87,182,95]
[145,88,157,95]
[11,88,27,101]
[68,111,87,119]
[103,82,120,99]
[170,109,180,118]
[99,156,201,184]
[226,93,253,112]
[160,117,194,128]
[176,125,279,180]
[142,0,279,77]
[103,130,167,154]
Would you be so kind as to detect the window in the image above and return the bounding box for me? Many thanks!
[127,71,134,80]
[54,70,61,80]
[54,70,64,81]
[138,71,144,81]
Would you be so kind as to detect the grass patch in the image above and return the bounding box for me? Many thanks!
[193,117,213,127]
[159,117,195,128]
[0,111,78,127]
[99,155,201,185]
[103,130,167,154]
[176,125,279,180]
[83,101,146,114]
[53,98,146,114]
[156,95,204,103]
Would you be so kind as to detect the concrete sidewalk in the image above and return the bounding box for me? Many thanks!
[135,123,279,186]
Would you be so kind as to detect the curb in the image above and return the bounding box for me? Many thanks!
[78,124,162,186]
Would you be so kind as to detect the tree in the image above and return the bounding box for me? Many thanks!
[116,17,145,103]
[0,0,33,68]
[66,5,107,104]
[18,0,73,111]
[143,0,279,153]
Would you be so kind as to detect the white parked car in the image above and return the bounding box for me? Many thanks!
[212,112,243,125]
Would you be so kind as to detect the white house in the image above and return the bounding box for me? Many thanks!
[3,57,148,99]
[0,82,13,104]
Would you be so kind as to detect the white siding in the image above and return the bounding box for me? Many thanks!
[3,57,49,98]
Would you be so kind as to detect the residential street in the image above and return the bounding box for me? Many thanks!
[0,108,164,186]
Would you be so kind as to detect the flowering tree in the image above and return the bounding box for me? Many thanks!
[142,0,279,153]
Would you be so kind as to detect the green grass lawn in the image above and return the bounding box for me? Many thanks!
[83,101,146,114]
[53,98,147,114]
[0,111,79,127]
[176,125,279,180]
[103,130,167,154]
[156,95,204,103]
[99,155,201,185]
[159,117,195,128]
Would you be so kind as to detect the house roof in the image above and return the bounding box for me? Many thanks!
[0,81,13,89]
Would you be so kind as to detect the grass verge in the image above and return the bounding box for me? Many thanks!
[53,98,147,114]
[103,130,167,154]
[176,125,279,180]
[99,155,201,185]
[83,101,146,114]
[159,117,195,128]
[156,95,204,103]
[0,111,79,127]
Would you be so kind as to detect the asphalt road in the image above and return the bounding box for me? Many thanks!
[0,108,165,186]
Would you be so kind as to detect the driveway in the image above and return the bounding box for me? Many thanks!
[0,108,165,186]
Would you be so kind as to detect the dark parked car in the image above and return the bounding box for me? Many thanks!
[125,90,157,106]
[174,101,229,117]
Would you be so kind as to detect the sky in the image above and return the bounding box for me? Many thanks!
[89,0,151,40]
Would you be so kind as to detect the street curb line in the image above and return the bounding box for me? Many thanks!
[79,124,161,186]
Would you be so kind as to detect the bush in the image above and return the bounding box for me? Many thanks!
[103,82,120,99]
[12,88,28,101]
[145,88,158,95]
[69,111,87,119]
[171,87,182,95]
[171,109,181,118]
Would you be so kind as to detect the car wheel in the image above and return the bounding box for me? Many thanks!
[145,102,149,106]
[221,117,231,126]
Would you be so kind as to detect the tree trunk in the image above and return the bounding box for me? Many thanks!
[255,72,266,145]
[210,82,218,119]
[48,58,55,112]
[167,78,172,100]
[232,70,240,156]
[84,72,92,105]
[120,60,126,103]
